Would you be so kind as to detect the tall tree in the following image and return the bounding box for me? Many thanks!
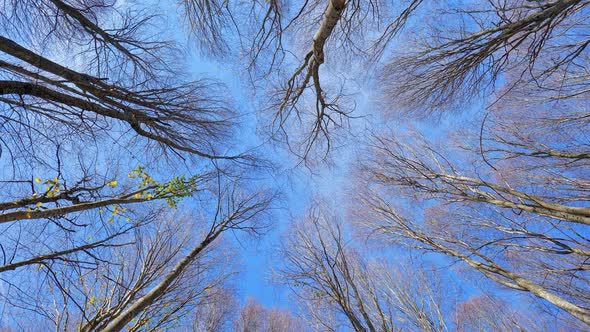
[181,0,422,158]
[233,298,304,332]
[2,0,588,329]
[355,103,590,326]
[279,205,544,331]
[345,0,590,327]
[0,0,268,330]
[182,0,589,159]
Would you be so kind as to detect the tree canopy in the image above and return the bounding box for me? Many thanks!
[0,0,588,330]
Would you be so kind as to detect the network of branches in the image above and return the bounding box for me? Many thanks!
[0,0,588,331]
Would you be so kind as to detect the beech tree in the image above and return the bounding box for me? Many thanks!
[355,16,590,322]
[0,0,270,330]
[233,298,304,332]
[279,206,544,331]
[191,288,237,332]
[181,0,588,158]
[178,0,423,158]
[349,0,590,327]
[99,187,273,332]
[356,116,590,325]
[1,0,588,329]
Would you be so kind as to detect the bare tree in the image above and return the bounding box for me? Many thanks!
[356,130,590,326]
[3,0,588,329]
[191,288,237,332]
[279,205,544,331]
[381,0,590,114]
[1,0,170,80]
[103,0,588,162]
[97,186,273,332]
[179,0,590,159]
[57,213,225,331]
[332,0,590,327]
[455,295,540,332]
[0,1,269,329]
[0,184,272,331]
[181,0,424,159]
[0,34,237,161]
[280,207,448,332]
[234,298,304,332]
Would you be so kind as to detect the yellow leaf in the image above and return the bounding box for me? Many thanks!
[133,193,141,199]
[34,177,41,183]
[35,202,42,208]
[107,180,118,187]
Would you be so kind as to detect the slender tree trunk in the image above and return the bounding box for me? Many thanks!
[312,0,346,63]
[100,228,222,332]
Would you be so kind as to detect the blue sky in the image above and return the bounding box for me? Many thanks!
[180,24,482,317]
[2,0,586,329]
[176,3,482,304]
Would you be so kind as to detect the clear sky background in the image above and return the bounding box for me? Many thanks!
[171,4,486,316]
[2,0,583,330]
